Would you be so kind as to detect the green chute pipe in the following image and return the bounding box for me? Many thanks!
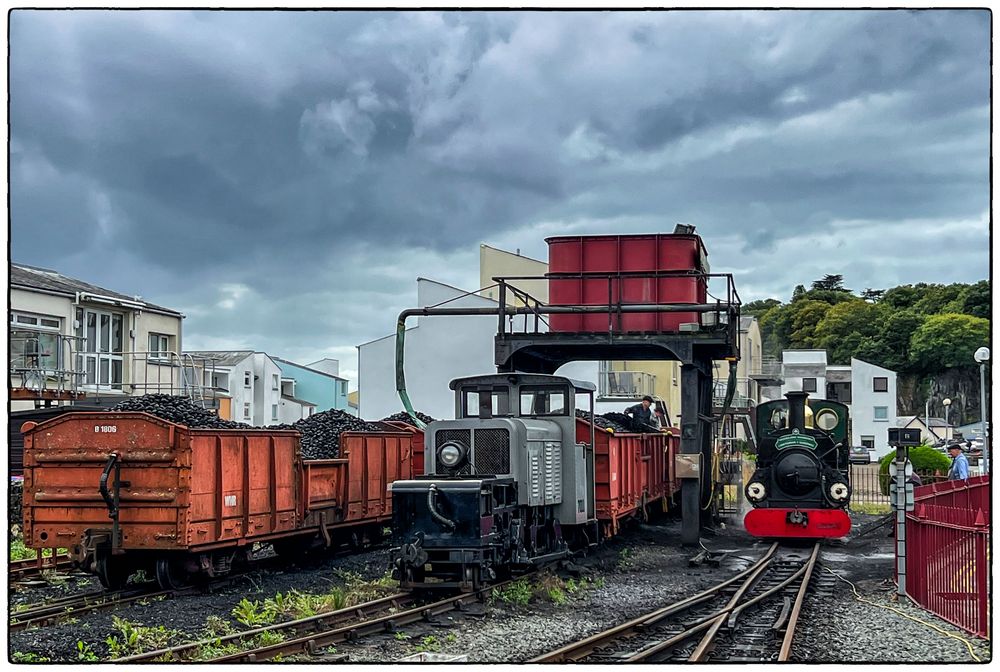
[395,312,426,429]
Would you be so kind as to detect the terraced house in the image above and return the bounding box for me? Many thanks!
[10,263,187,411]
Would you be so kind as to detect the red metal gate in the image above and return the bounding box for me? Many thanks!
[905,475,990,638]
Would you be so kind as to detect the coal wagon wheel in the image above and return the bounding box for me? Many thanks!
[155,557,193,590]
[96,554,132,591]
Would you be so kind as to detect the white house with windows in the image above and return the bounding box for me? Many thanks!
[779,350,898,458]
[10,263,184,410]
[185,351,287,426]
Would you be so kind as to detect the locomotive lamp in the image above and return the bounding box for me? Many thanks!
[746,482,767,502]
[437,441,467,468]
[829,482,849,501]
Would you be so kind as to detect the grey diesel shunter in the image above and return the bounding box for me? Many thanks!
[390,373,597,590]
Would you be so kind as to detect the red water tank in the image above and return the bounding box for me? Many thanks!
[546,234,709,333]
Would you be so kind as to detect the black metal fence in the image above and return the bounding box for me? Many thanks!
[849,464,950,509]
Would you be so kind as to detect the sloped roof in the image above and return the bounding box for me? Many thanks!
[12,263,182,316]
[272,356,346,381]
[281,394,316,406]
[186,351,254,367]
[739,316,755,330]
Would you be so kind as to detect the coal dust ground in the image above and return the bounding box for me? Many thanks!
[8,512,990,663]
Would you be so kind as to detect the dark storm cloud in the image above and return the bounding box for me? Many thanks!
[9,9,990,383]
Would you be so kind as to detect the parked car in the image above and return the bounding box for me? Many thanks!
[849,445,873,464]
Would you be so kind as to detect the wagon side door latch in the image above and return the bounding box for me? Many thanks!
[98,452,130,551]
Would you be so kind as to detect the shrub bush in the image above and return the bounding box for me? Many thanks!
[877,445,951,495]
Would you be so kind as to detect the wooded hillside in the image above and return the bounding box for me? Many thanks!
[745,276,990,426]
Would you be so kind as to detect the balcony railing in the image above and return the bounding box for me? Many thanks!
[597,369,657,400]
[713,377,758,410]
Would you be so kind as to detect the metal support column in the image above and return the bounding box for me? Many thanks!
[680,362,711,546]
[699,360,715,528]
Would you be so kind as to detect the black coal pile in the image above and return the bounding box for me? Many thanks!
[275,409,389,460]
[575,409,625,432]
[600,411,654,433]
[381,411,436,427]
[110,394,252,429]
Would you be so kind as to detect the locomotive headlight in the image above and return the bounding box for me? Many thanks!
[438,442,464,468]
[747,482,767,502]
[829,482,849,501]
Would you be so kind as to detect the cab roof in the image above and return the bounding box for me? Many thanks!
[449,373,596,393]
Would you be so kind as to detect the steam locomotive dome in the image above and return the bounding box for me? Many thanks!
[773,448,821,497]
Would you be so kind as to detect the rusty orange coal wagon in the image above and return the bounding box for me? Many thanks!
[20,412,424,590]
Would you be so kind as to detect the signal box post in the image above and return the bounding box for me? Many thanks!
[888,427,921,598]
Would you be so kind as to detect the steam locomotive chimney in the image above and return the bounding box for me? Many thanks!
[785,391,809,431]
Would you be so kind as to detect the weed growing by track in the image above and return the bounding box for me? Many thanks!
[491,574,602,609]
[104,616,180,658]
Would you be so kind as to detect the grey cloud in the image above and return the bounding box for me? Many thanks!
[9,9,990,385]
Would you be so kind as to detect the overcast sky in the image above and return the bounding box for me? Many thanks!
[9,9,991,386]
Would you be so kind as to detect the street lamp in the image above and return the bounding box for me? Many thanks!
[943,398,952,438]
[974,347,990,472]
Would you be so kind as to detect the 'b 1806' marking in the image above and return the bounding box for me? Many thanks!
[94,425,118,433]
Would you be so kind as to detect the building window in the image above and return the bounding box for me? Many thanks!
[861,435,875,449]
[10,311,62,373]
[874,406,888,421]
[873,377,888,392]
[802,378,817,393]
[826,382,852,404]
[272,374,279,391]
[271,404,278,421]
[244,371,252,388]
[148,333,170,360]
[74,307,123,389]
[243,403,251,420]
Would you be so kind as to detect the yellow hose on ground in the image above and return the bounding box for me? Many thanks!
[823,567,983,662]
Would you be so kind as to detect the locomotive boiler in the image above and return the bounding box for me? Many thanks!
[390,373,599,590]
[743,391,852,538]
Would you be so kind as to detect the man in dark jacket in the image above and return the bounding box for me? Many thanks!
[625,395,655,430]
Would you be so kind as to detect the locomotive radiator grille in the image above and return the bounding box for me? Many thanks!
[473,428,510,475]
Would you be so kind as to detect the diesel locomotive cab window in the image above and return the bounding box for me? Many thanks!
[519,386,568,416]
[463,387,511,418]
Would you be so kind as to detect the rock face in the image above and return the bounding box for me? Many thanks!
[897,369,989,429]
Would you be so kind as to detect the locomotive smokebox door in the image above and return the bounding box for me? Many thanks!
[888,427,921,447]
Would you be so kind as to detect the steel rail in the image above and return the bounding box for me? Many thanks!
[530,543,779,663]
[778,542,820,661]
[9,586,172,631]
[114,592,415,662]
[204,581,508,663]
[687,545,778,661]
[9,554,74,580]
[629,542,820,663]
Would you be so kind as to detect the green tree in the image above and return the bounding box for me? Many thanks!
[788,300,831,348]
[798,288,859,306]
[811,274,852,293]
[912,283,967,315]
[882,284,923,311]
[961,280,991,319]
[743,298,782,317]
[814,300,889,364]
[909,313,990,372]
[861,288,884,303]
[791,284,807,302]
[876,310,926,372]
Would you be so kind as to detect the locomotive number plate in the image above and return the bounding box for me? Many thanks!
[94,425,118,433]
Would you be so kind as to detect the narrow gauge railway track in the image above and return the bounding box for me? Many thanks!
[532,543,820,663]
[9,554,75,580]
[9,585,176,632]
[183,578,521,663]
[114,592,416,662]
